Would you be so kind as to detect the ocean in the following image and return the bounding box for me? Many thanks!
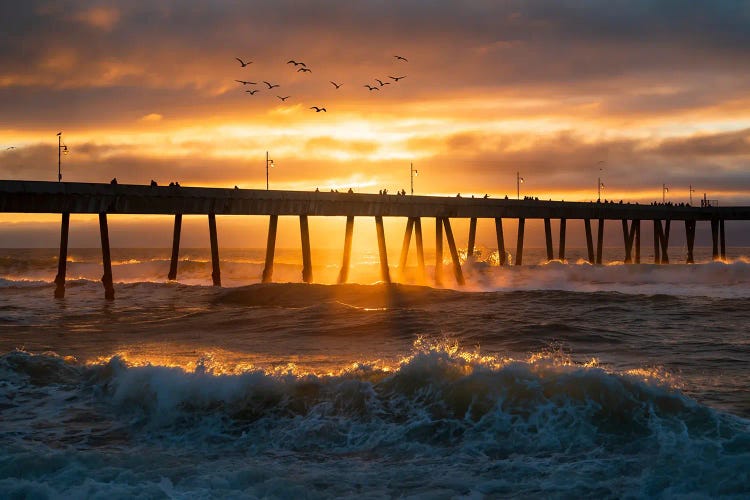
[1,247,749,498]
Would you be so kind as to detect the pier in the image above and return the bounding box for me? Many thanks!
[1,180,748,299]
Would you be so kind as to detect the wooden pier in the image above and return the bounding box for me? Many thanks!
[1,180,747,299]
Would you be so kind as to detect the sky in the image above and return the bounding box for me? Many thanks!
[2,1,750,249]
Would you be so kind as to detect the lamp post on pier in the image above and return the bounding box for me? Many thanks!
[410,163,418,195]
[597,160,606,202]
[689,184,695,205]
[265,151,274,190]
[57,132,68,182]
[662,183,669,203]
[516,171,524,200]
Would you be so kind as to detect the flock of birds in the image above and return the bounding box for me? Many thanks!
[232,55,409,112]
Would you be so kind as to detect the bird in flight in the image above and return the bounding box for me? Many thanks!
[310,106,327,112]
[330,81,342,89]
[389,75,406,82]
[245,89,260,95]
[277,95,290,101]
[297,67,312,73]
[5,146,15,150]
[364,84,379,91]
[263,81,280,89]
[287,60,306,67]
[394,55,408,62]
[235,80,256,85]
[375,78,390,86]
[235,58,252,67]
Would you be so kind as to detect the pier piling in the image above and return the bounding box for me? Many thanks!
[495,218,506,266]
[516,218,525,266]
[375,216,390,283]
[558,218,566,261]
[300,215,313,283]
[168,214,182,280]
[661,220,671,264]
[53,212,70,298]
[398,217,415,277]
[584,219,594,264]
[720,219,726,260]
[685,220,696,264]
[262,215,278,283]
[414,218,426,282]
[653,220,662,264]
[544,218,553,261]
[711,219,719,260]
[596,219,604,264]
[634,220,641,263]
[338,215,355,284]
[208,214,221,286]
[98,213,115,300]
[467,217,477,262]
[435,217,443,285]
[443,218,465,285]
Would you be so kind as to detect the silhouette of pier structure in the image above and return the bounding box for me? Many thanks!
[1,180,747,299]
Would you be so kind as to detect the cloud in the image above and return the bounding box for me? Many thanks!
[139,113,163,122]
[71,6,120,31]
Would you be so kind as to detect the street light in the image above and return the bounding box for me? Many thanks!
[57,132,69,182]
[410,162,418,195]
[516,171,524,200]
[597,160,606,202]
[266,151,274,190]
[662,183,669,203]
[689,184,695,205]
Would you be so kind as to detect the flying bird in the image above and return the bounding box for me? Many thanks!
[364,84,379,91]
[389,75,406,82]
[235,80,256,85]
[245,89,260,95]
[263,81,280,89]
[375,79,390,86]
[394,55,408,62]
[310,106,327,112]
[297,67,312,73]
[330,81,342,89]
[235,57,252,67]
[5,146,15,150]
[277,95,290,101]
[287,60,306,67]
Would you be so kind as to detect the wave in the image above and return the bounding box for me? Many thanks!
[1,343,748,498]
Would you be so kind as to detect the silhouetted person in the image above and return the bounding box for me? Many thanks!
[110,177,117,185]
[175,182,180,187]
[150,180,158,186]
[484,194,489,198]
[348,188,354,193]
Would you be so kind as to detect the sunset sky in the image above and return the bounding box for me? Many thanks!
[2,1,750,249]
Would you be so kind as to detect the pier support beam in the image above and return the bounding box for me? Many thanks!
[168,214,182,280]
[99,213,115,300]
[442,218,465,286]
[711,219,719,260]
[337,216,354,284]
[53,212,70,298]
[596,219,604,265]
[467,217,477,262]
[634,220,641,264]
[300,215,313,283]
[653,220,662,264]
[262,215,278,283]
[662,220,671,264]
[414,218,426,282]
[375,216,390,283]
[495,218,506,266]
[516,218,525,266]
[435,217,443,285]
[584,219,595,264]
[685,220,696,264]
[622,219,638,264]
[558,218,566,261]
[720,219,726,260]
[544,218,553,262]
[398,217,415,278]
[208,214,221,286]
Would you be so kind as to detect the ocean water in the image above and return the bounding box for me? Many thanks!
[1,247,749,498]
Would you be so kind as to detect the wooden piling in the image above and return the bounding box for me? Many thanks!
[261,214,278,283]
[208,213,221,286]
[711,219,719,260]
[414,218,426,282]
[494,218,506,266]
[661,220,671,264]
[53,212,70,298]
[300,215,313,283]
[558,218,566,261]
[168,213,182,280]
[398,217,415,277]
[720,219,726,260]
[634,220,641,264]
[596,219,604,264]
[337,216,355,284]
[98,213,115,300]
[375,215,390,283]
[653,220,662,264]
[685,220,696,264]
[435,217,443,285]
[584,219,594,263]
[467,217,477,262]
[544,218,553,261]
[516,218,525,266]
[443,218,465,285]
[622,219,632,264]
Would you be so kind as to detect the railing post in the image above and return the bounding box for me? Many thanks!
[443,218,465,285]
[208,213,221,286]
[54,212,70,298]
[300,215,312,283]
[262,215,278,283]
[168,213,182,280]
[99,213,115,300]
[495,218,506,266]
[375,216,390,283]
[338,216,354,284]
[515,218,525,266]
